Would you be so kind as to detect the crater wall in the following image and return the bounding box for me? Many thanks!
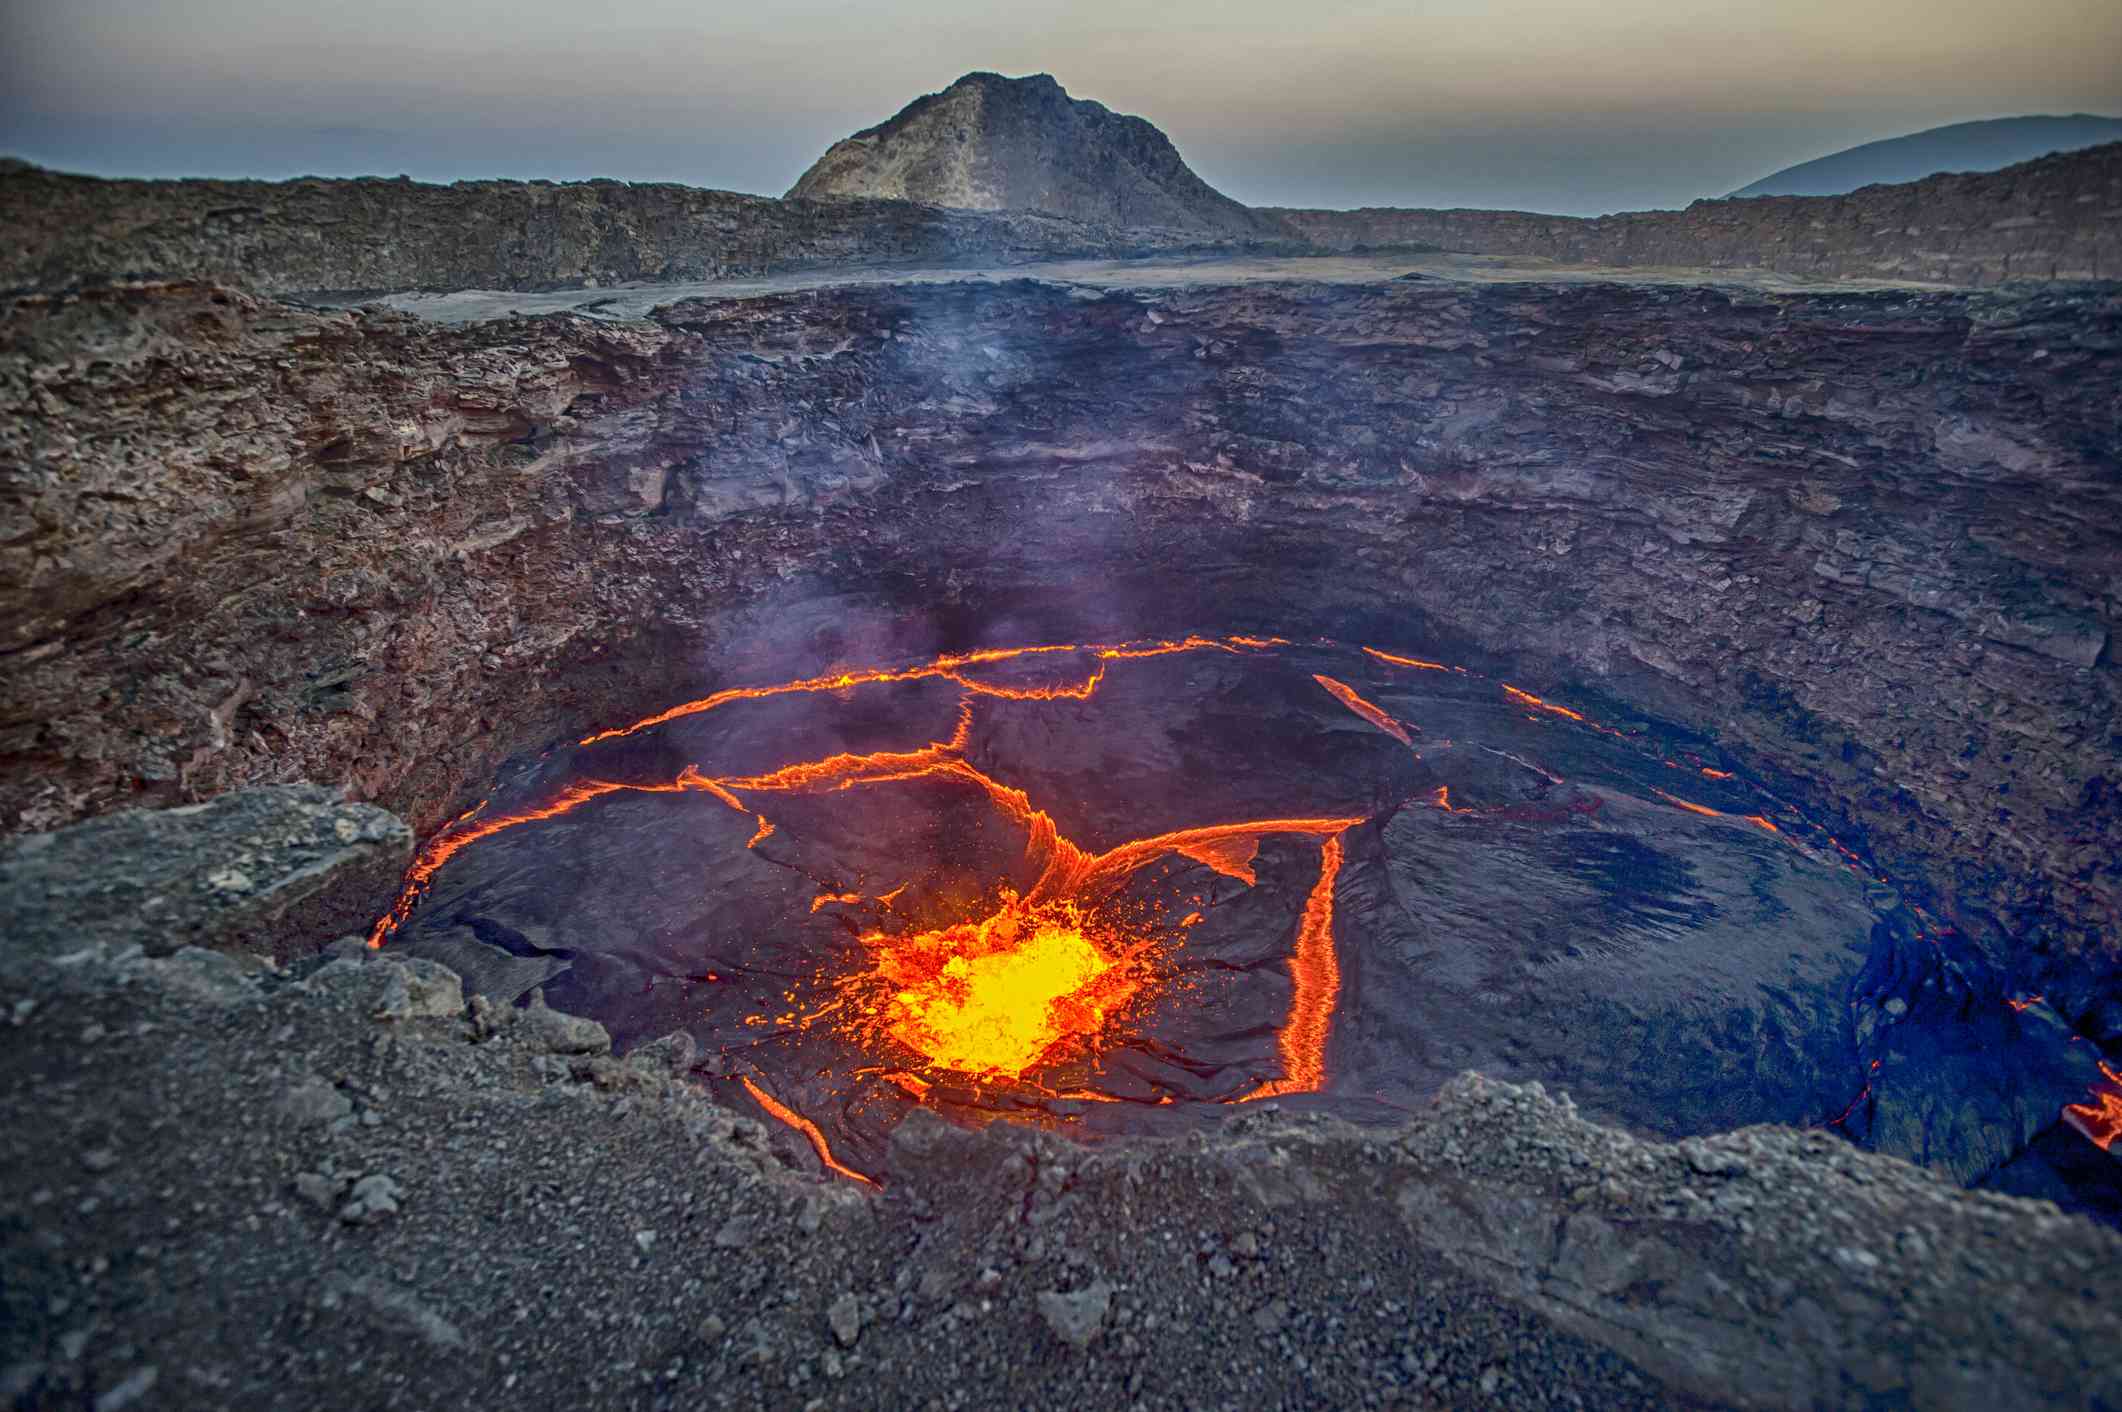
[3,140,2117,296]
[3,273,2116,1011]
[1273,141,2122,285]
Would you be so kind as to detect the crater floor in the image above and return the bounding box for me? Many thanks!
[380,636,2107,1193]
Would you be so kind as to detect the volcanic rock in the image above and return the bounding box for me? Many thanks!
[788,72,1276,237]
[1035,1281,1112,1349]
[0,784,410,964]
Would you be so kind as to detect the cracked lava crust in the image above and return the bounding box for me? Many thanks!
[367,635,2122,1190]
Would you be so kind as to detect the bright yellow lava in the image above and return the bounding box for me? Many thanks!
[867,897,1139,1077]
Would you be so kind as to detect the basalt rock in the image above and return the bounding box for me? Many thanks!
[0,783,409,965]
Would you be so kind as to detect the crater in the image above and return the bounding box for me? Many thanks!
[372,632,2115,1203]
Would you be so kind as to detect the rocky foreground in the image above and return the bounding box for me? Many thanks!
[3,788,2116,1411]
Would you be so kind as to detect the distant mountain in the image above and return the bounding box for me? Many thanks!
[1731,115,2122,198]
[787,72,1277,237]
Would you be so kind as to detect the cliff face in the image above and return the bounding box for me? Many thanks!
[787,72,1274,237]
[0,163,1282,296]
[1269,141,2122,284]
[4,276,2115,1019]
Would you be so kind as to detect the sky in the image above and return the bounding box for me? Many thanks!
[3,0,2119,215]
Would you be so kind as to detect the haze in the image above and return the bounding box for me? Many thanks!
[4,0,2119,214]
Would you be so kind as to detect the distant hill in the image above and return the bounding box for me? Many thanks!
[787,72,1278,237]
[1732,114,2122,197]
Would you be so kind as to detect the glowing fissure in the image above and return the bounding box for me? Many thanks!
[1313,674,1417,747]
[578,634,1280,746]
[1431,784,1475,813]
[367,768,734,947]
[1650,787,1781,836]
[1364,647,1449,671]
[1245,834,1346,1099]
[1502,683,1586,722]
[1825,1058,1883,1128]
[739,1076,876,1185]
[1175,835,1263,885]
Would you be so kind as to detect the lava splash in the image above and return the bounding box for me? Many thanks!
[861,896,1142,1077]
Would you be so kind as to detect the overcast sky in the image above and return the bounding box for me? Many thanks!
[4,0,2119,214]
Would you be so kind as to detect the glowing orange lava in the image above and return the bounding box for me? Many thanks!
[1650,787,1781,836]
[739,1076,876,1184]
[1502,683,1586,723]
[1430,784,1476,814]
[367,767,739,947]
[1364,647,1449,671]
[1176,835,1263,885]
[1700,767,1735,780]
[2065,1062,2122,1152]
[858,897,1141,1077]
[1314,674,1416,747]
[578,635,1280,746]
[1245,834,1346,1099]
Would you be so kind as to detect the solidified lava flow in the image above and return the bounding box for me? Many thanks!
[371,634,2122,1197]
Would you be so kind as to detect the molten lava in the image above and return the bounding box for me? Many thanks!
[739,1076,877,1185]
[1364,647,1449,671]
[1650,787,1781,836]
[1314,674,1417,747]
[1246,835,1345,1100]
[2065,1061,2122,1153]
[1502,683,1586,722]
[859,897,1141,1077]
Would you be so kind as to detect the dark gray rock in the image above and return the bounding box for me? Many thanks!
[1393,1074,2121,1410]
[512,991,611,1056]
[0,785,409,965]
[392,927,568,1005]
[1035,1281,1112,1349]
